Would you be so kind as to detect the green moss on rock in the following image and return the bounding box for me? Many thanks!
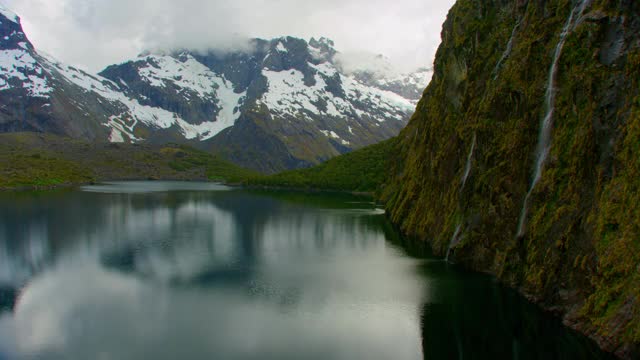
[381,0,639,357]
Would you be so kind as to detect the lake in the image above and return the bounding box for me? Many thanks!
[0,182,613,359]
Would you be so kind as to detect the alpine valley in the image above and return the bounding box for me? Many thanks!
[2,0,638,359]
[0,5,430,173]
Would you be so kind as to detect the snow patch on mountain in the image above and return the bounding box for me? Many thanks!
[262,69,328,116]
[320,129,350,145]
[44,54,244,142]
[262,63,414,122]
[262,67,360,119]
[319,130,338,139]
[137,54,218,100]
[0,49,51,97]
[309,62,338,77]
[205,77,246,138]
[276,42,287,53]
[106,114,139,142]
[176,80,246,141]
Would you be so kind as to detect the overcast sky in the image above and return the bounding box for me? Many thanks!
[4,0,455,73]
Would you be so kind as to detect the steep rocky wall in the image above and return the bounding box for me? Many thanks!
[382,0,639,357]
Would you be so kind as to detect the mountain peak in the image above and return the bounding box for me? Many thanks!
[308,37,336,63]
[309,37,335,49]
[0,3,32,52]
[0,4,19,25]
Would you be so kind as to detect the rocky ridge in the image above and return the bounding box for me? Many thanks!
[0,7,428,172]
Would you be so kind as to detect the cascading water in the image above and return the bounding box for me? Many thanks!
[461,133,477,189]
[516,0,590,237]
[493,20,520,80]
[446,133,477,263]
[445,223,462,263]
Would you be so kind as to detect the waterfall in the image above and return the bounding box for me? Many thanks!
[445,224,462,263]
[445,133,477,262]
[493,20,520,80]
[516,0,589,237]
[461,133,477,189]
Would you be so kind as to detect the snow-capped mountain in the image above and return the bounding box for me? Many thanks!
[99,37,426,171]
[0,4,202,141]
[0,6,429,172]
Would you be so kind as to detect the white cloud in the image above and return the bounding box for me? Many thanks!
[3,0,455,73]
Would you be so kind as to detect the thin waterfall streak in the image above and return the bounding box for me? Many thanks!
[445,223,462,263]
[572,0,591,30]
[493,20,520,80]
[461,133,477,189]
[446,133,476,261]
[516,192,531,237]
[516,0,589,237]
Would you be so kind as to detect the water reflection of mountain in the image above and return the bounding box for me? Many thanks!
[0,184,615,359]
[0,187,389,287]
[0,185,427,360]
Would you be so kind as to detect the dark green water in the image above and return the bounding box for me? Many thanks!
[0,182,613,360]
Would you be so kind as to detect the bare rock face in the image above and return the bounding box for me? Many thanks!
[382,0,640,358]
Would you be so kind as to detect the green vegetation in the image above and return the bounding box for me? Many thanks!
[246,138,396,193]
[0,150,95,189]
[160,145,257,183]
[583,51,640,343]
[1,1,637,353]
[379,0,640,355]
[0,133,257,190]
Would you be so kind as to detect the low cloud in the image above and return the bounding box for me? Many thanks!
[5,0,455,73]
[335,52,402,77]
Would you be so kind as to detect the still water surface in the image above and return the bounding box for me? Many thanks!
[0,182,613,359]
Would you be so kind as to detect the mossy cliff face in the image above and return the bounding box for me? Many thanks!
[382,0,639,357]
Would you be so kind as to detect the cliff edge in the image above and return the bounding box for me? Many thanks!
[383,0,639,357]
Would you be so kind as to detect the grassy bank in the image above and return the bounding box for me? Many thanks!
[245,138,396,194]
[0,132,257,190]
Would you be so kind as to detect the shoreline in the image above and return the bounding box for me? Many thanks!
[0,179,374,198]
[242,183,375,198]
[419,239,629,359]
[0,176,214,192]
[0,178,624,357]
